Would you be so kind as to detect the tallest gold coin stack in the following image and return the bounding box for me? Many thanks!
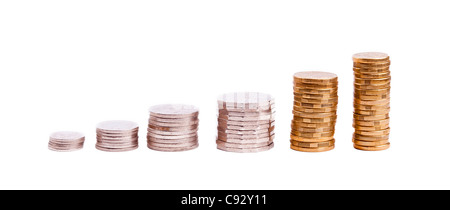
[352,52,391,151]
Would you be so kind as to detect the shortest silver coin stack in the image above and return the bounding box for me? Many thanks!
[96,120,139,152]
[147,104,199,152]
[48,131,85,152]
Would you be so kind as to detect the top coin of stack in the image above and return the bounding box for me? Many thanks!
[290,71,338,152]
[96,120,139,152]
[216,92,275,153]
[147,104,199,152]
[352,52,391,151]
[48,131,85,152]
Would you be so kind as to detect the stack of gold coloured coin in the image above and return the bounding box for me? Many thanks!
[290,71,338,152]
[96,120,139,152]
[147,104,199,152]
[48,131,85,152]
[352,52,391,151]
[216,92,275,153]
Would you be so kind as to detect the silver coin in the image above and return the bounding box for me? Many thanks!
[148,124,198,132]
[147,127,198,136]
[148,119,199,127]
[147,136,198,144]
[217,142,274,153]
[217,92,274,109]
[95,144,138,152]
[218,115,275,122]
[216,136,274,144]
[149,104,199,119]
[147,143,199,152]
[96,120,139,132]
[218,118,275,126]
[146,132,198,140]
[217,123,274,131]
[217,126,274,135]
[147,140,198,148]
[216,140,272,149]
[218,109,275,117]
[218,130,274,139]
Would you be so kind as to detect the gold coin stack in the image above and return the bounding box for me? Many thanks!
[352,52,391,151]
[290,71,338,152]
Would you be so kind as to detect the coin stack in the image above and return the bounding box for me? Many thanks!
[290,71,338,152]
[96,120,139,152]
[216,92,275,153]
[353,52,391,151]
[147,104,199,152]
[48,131,85,152]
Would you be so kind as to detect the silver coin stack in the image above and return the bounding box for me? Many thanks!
[147,104,199,152]
[216,92,275,153]
[48,131,85,152]
[96,120,139,152]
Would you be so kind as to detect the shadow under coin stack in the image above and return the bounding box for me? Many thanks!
[96,120,139,152]
[216,92,275,153]
[147,104,199,152]
[48,131,85,152]
[290,71,338,152]
[352,52,391,151]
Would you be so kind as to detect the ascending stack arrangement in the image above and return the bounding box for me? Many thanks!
[290,71,338,152]
[352,52,391,151]
[147,104,199,152]
[216,92,275,153]
[48,131,85,152]
[96,120,139,152]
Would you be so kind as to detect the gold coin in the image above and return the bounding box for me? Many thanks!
[354,72,390,79]
[353,133,389,141]
[354,98,390,106]
[354,113,389,121]
[294,101,337,108]
[355,128,390,136]
[290,144,334,152]
[291,121,336,128]
[293,82,338,90]
[291,126,335,133]
[355,128,391,136]
[354,77,391,85]
[352,139,389,146]
[290,139,335,148]
[353,143,390,151]
[292,116,337,123]
[293,71,338,83]
[290,134,334,142]
[354,108,390,116]
[292,110,336,118]
[354,82,391,90]
[353,118,389,127]
[353,66,390,73]
[354,88,390,96]
[352,52,390,63]
[294,92,338,99]
[353,123,389,131]
[293,105,337,113]
[353,103,390,111]
[294,97,338,104]
[354,93,390,101]
[353,61,390,68]
[291,130,335,138]
[293,87,337,94]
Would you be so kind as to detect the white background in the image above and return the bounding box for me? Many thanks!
[1,0,449,190]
